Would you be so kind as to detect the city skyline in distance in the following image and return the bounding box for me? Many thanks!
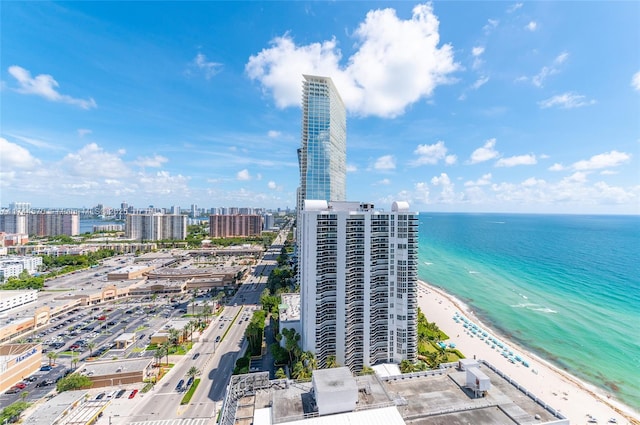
[1,2,638,214]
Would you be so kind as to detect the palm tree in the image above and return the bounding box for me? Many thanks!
[202,303,212,323]
[168,328,181,348]
[187,366,201,380]
[160,341,171,365]
[326,355,339,368]
[71,353,80,370]
[400,359,413,373]
[188,320,198,342]
[47,351,58,366]
[20,391,29,402]
[191,289,198,315]
[154,348,164,366]
[87,342,97,357]
[275,367,287,379]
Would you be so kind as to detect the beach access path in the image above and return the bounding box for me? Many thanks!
[417,280,640,425]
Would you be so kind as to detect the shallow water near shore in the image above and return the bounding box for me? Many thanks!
[417,213,640,412]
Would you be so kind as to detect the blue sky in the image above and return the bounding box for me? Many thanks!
[1,1,639,214]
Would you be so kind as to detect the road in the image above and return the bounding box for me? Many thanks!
[101,225,290,424]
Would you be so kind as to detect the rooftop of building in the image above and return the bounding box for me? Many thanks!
[279,293,300,322]
[224,361,565,425]
[0,289,37,300]
[23,390,89,425]
[80,357,151,377]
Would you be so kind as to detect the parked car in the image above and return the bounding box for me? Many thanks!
[176,379,184,392]
[5,386,21,394]
[95,392,106,400]
[15,382,27,389]
[36,379,54,388]
[192,352,200,360]
[128,389,138,399]
[186,376,194,387]
[40,365,53,371]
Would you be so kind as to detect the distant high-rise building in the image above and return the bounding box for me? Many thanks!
[297,75,347,212]
[209,215,263,238]
[299,200,418,371]
[126,213,186,240]
[171,205,180,215]
[8,202,30,213]
[263,213,275,230]
[0,213,27,234]
[27,212,79,237]
[190,204,198,218]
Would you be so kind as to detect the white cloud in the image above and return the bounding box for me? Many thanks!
[507,3,523,13]
[472,46,485,57]
[572,150,631,171]
[549,163,565,171]
[445,154,458,165]
[430,172,458,203]
[377,178,391,185]
[465,173,492,187]
[268,181,277,189]
[411,140,451,166]
[246,3,459,118]
[525,21,537,31]
[374,155,396,170]
[236,169,251,180]
[190,53,222,79]
[469,138,499,164]
[471,76,490,90]
[483,19,499,33]
[538,92,596,109]
[632,71,640,91]
[267,130,281,138]
[61,143,130,179]
[134,155,168,168]
[496,154,537,167]
[8,65,97,109]
[413,182,430,204]
[77,129,92,138]
[346,163,358,173]
[531,52,569,87]
[600,170,618,175]
[471,46,485,69]
[0,137,42,169]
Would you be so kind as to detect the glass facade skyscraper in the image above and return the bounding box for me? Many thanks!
[297,75,347,212]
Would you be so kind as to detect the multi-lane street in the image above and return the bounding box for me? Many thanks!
[97,226,289,425]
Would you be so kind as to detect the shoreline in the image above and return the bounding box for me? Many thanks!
[417,279,640,425]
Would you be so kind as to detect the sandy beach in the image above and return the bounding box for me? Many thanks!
[417,279,640,425]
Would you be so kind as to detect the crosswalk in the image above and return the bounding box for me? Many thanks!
[128,418,213,425]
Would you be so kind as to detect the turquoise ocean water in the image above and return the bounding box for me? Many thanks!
[417,213,640,412]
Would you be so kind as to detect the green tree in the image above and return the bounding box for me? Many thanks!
[168,328,181,348]
[187,366,201,380]
[87,342,97,357]
[154,348,164,366]
[47,351,58,366]
[56,374,92,392]
[400,359,414,374]
[0,401,30,424]
[275,367,287,379]
[202,303,212,323]
[326,355,339,368]
[361,365,375,375]
[160,341,171,365]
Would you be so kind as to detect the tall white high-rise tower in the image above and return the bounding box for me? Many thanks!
[297,75,347,212]
[299,200,418,371]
